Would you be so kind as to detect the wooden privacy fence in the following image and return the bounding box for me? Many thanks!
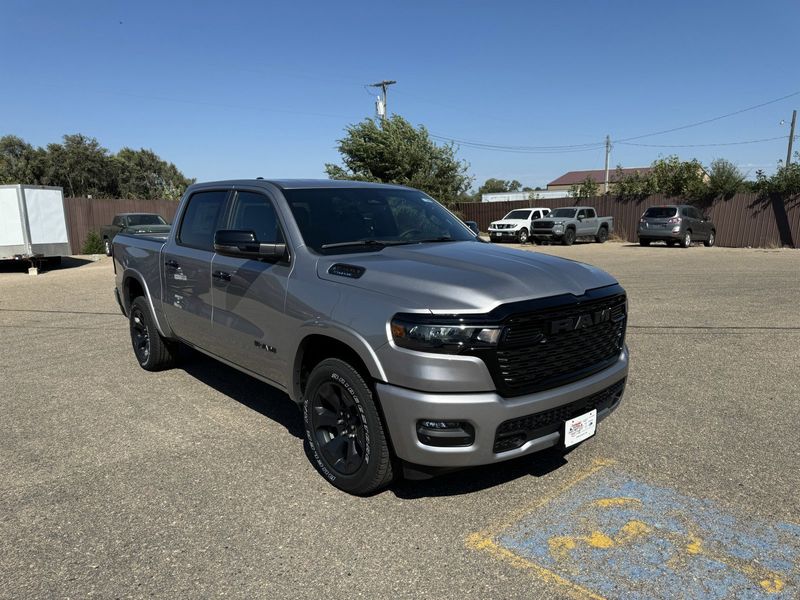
[455,193,800,248]
[64,193,800,251]
[64,197,180,252]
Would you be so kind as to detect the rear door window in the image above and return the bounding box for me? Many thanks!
[177,190,229,251]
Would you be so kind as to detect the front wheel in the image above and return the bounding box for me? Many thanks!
[704,231,716,247]
[517,228,529,244]
[561,228,576,246]
[129,296,176,371]
[304,358,394,495]
[595,227,608,243]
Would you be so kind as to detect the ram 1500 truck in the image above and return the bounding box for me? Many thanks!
[113,180,629,495]
[531,207,613,246]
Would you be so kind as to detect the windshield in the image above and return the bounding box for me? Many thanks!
[643,207,678,218]
[503,210,532,220]
[283,187,476,253]
[127,214,167,226]
[550,208,577,218]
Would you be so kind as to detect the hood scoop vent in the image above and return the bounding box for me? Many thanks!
[328,263,366,279]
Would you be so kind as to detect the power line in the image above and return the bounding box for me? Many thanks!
[617,135,791,148]
[615,90,800,142]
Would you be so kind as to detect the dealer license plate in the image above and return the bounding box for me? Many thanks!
[563,409,597,447]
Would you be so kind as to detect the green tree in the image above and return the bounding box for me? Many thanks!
[0,135,45,184]
[476,178,523,198]
[569,176,599,199]
[705,159,745,201]
[650,155,707,199]
[81,230,105,254]
[755,154,800,204]
[325,116,473,206]
[42,134,118,197]
[613,166,658,201]
[114,147,193,200]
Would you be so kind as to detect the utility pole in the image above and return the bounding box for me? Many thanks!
[603,135,611,194]
[369,80,396,121]
[786,110,796,166]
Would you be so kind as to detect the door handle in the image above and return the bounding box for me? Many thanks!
[165,259,180,269]
[212,270,231,282]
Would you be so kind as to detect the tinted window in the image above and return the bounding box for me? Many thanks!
[230,191,283,243]
[127,214,167,226]
[681,207,690,217]
[689,207,703,219]
[643,207,677,218]
[586,208,596,218]
[504,210,532,220]
[178,190,228,251]
[283,187,474,253]
[550,208,577,218]
[532,211,540,220]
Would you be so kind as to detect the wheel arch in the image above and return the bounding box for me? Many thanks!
[121,269,172,338]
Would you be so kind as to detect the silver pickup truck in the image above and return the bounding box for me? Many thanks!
[531,207,613,245]
[113,180,629,494]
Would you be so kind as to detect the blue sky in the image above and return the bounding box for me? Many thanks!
[3,0,799,190]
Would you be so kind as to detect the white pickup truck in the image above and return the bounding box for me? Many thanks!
[488,207,551,243]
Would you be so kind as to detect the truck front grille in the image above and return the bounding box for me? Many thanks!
[533,221,554,230]
[493,379,626,453]
[475,291,626,397]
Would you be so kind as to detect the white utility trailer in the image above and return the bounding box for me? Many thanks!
[0,184,72,265]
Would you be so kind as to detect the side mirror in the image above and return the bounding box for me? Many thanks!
[577,215,584,221]
[214,230,286,260]
[465,220,480,236]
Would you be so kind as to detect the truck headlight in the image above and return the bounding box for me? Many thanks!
[390,317,502,354]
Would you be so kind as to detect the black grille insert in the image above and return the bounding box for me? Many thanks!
[533,221,554,229]
[493,379,626,453]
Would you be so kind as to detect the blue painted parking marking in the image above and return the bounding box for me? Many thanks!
[495,469,799,599]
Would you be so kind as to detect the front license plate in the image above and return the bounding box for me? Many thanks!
[563,409,597,447]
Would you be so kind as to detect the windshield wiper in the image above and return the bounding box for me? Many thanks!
[408,236,455,243]
[321,239,408,250]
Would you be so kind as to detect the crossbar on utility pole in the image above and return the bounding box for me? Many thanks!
[786,110,796,166]
[369,80,396,121]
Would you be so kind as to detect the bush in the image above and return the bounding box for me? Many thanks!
[81,230,104,254]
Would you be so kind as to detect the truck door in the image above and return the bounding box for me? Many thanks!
[210,189,291,386]
[576,209,589,236]
[162,189,230,351]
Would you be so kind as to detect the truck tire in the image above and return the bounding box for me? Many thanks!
[104,238,112,256]
[562,228,576,246]
[517,228,529,244]
[595,226,608,243]
[303,358,394,495]
[129,296,176,371]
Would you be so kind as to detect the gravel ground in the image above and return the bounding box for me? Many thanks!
[0,244,798,599]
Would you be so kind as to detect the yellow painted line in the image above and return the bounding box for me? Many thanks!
[465,458,614,599]
[466,533,607,600]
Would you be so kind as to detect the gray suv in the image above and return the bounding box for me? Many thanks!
[638,205,716,248]
[113,180,629,495]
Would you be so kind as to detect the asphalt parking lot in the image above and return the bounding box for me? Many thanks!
[1,243,798,599]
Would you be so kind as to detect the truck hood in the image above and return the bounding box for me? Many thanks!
[489,219,525,227]
[315,241,617,312]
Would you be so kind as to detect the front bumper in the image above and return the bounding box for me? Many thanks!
[377,346,629,467]
[489,229,521,239]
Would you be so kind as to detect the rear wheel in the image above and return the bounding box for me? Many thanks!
[517,228,529,244]
[704,230,716,247]
[562,228,576,246]
[129,296,176,371]
[595,226,608,243]
[639,239,651,247]
[303,358,394,495]
[681,231,692,248]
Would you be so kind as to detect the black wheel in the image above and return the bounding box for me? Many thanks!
[104,238,112,256]
[639,239,651,246]
[303,358,394,495]
[704,230,716,247]
[595,226,608,243]
[129,296,176,371]
[562,228,576,246]
[517,228,529,244]
[680,230,692,248]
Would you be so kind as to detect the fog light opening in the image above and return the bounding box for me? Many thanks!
[416,420,475,447]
